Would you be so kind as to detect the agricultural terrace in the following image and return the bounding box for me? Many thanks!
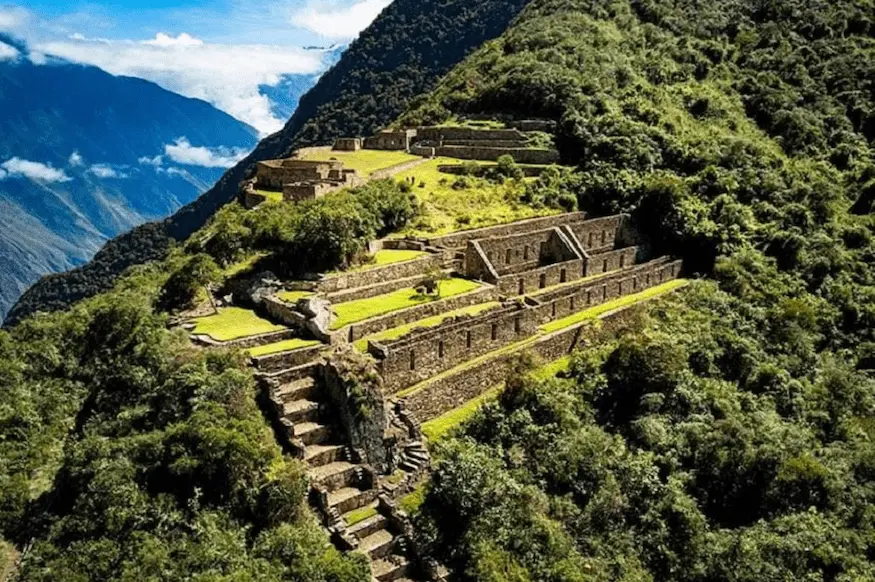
[247,338,321,357]
[392,157,559,237]
[299,148,420,176]
[191,307,286,341]
[344,249,427,272]
[329,277,481,330]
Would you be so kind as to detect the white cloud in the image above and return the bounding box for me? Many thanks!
[291,0,392,40]
[0,157,71,182]
[138,155,163,167]
[0,6,29,31]
[36,33,330,134]
[0,40,18,61]
[163,137,249,168]
[68,151,83,166]
[0,168,6,179]
[88,163,127,178]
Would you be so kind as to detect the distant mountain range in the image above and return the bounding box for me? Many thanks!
[0,37,328,320]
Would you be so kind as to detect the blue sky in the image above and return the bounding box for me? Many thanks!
[0,0,393,132]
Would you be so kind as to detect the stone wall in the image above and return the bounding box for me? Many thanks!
[343,284,500,342]
[402,280,682,421]
[433,145,560,164]
[283,182,334,202]
[252,344,324,373]
[363,130,416,151]
[256,160,343,190]
[437,164,548,178]
[467,227,580,279]
[372,302,537,394]
[410,145,436,157]
[533,256,673,304]
[584,246,641,277]
[496,258,585,296]
[568,215,627,251]
[317,253,443,294]
[326,272,435,305]
[191,328,298,350]
[442,139,529,148]
[426,212,588,249]
[370,158,429,180]
[333,137,361,151]
[415,127,526,142]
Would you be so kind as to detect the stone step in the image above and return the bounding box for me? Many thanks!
[399,461,419,473]
[276,377,318,403]
[359,528,396,560]
[294,421,332,446]
[347,509,388,540]
[283,399,320,424]
[328,486,379,515]
[308,461,358,490]
[371,556,411,582]
[303,443,346,467]
[262,361,319,384]
[405,450,429,462]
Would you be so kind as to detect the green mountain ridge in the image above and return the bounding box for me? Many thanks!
[4,0,532,326]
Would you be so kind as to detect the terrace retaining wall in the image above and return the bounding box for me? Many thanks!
[317,253,443,294]
[426,212,588,249]
[252,344,324,373]
[191,328,299,350]
[371,302,537,394]
[433,145,559,164]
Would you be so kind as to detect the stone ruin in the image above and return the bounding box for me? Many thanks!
[243,158,364,206]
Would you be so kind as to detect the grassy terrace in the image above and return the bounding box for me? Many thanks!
[329,278,481,330]
[397,280,688,398]
[343,504,378,526]
[352,302,501,351]
[299,149,420,177]
[191,307,286,342]
[246,338,321,358]
[540,279,689,333]
[255,189,284,203]
[276,289,314,303]
[393,157,558,238]
[345,249,427,272]
[422,384,502,442]
[223,252,269,278]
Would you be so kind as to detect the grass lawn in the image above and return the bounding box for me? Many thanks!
[348,249,427,272]
[533,356,573,380]
[344,504,378,526]
[255,189,284,203]
[353,301,501,351]
[393,157,559,238]
[330,278,482,330]
[422,384,503,442]
[247,338,321,357]
[540,279,689,334]
[276,289,314,303]
[299,149,420,176]
[191,307,286,342]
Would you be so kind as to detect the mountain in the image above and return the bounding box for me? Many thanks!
[260,47,345,121]
[5,0,533,325]
[0,39,259,320]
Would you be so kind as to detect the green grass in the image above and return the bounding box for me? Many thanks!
[540,279,689,334]
[533,356,572,380]
[330,278,482,330]
[224,252,269,278]
[386,470,406,485]
[299,149,420,176]
[344,504,378,526]
[399,483,427,515]
[191,307,286,342]
[352,301,501,351]
[346,249,427,272]
[247,338,321,357]
[392,157,559,238]
[422,384,503,442]
[398,279,689,399]
[276,289,314,303]
[255,189,284,203]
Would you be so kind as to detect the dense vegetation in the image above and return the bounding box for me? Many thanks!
[5,0,533,326]
[398,0,875,579]
[0,261,369,581]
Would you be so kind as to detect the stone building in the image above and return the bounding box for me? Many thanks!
[333,137,362,151]
[253,158,363,203]
[363,129,418,150]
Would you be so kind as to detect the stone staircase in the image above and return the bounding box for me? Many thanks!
[265,363,426,582]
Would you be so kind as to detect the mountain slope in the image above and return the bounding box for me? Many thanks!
[0,49,259,320]
[6,0,533,326]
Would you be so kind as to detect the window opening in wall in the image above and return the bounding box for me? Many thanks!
[560,268,567,283]
[505,248,512,264]
[646,273,651,286]
[409,350,416,371]
[633,277,638,290]
[518,279,525,295]
[571,296,576,310]
[539,273,547,289]
[602,230,607,245]
[438,341,445,358]
[602,284,607,299]
[539,241,547,256]
[523,246,529,260]
[602,259,609,273]
[588,232,594,247]
[491,323,498,341]
[514,317,521,334]
[552,302,557,317]
[586,290,592,305]
[466,330,472,348]
[619,254,625,268]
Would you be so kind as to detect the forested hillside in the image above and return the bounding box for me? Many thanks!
[5,0,532,326]
[396,0,875,579]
